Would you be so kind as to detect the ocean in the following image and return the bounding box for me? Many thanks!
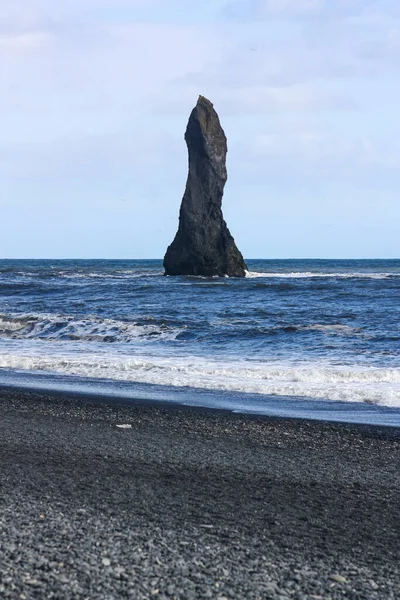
[0,258,399,425]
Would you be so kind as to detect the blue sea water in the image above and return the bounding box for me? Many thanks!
[0,259,399,424]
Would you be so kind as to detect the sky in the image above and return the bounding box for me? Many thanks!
[1,0,399,259]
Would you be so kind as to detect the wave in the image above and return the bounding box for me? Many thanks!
[246,271,395,279]
[57,270,164,280]
[0,313,366,344]
[302,323,359,334]
[0,351,398,408]
[2,268,396,281]
[0,313,181,343]
[0,269,163,280]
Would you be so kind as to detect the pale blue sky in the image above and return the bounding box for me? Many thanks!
[1,0,399,258]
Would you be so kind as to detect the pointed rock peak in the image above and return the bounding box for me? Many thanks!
[163,97,247,278]
[197,95,213,108]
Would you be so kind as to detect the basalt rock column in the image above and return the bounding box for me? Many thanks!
[163,96,247,277]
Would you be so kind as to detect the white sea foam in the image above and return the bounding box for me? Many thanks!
[57,271,163,279]
[0,349,398,408]
[302,324,358,334]
[245,271,393,279]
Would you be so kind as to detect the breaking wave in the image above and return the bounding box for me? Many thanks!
[0,313,180,343]
[0,313,366,344]
[0,267,163,280]
[246,271,395,279]
[0,351,398,408]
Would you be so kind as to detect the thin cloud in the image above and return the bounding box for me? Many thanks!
[248,128,400,168]
[225,0,393,21]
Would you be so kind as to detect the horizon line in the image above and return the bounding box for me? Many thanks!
[1,257,399,261]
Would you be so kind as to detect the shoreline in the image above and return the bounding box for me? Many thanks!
[2,383,400,437]
[1,372,400,429]
[1,387,399,598]
[1,381,400,430]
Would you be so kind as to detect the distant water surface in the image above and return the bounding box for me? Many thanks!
[0,259,399,423]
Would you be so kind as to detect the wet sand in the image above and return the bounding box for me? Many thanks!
[0,387,399,599]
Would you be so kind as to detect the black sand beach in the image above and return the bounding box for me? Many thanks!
[0,388,399,599]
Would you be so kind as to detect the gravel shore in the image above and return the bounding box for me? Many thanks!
[0,387,399,599]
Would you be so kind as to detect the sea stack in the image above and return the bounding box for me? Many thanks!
[163,96,247,277]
